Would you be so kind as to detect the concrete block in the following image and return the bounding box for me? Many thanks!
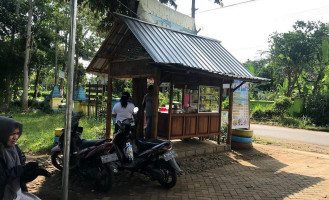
[205,147,214,154]
[196,148,205,155]
[186,150,195,157]
[217,145,225,152]
[178,151,186,158]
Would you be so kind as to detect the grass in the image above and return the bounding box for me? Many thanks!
[251,118,329,132]
[1,111,107,154]
[253,136,279,145]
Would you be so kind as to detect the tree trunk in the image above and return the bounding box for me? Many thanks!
[55,19,58,86]
[191,0,196,18]
[33,66,41,100]
[22,0,33,112]
[286,72,292,97]
[4,74,11,110]
[73,34,79,96]
[60,32,69,97]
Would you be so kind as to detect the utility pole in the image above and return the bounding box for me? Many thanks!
[62,0,77,199]
[191,0,196,18]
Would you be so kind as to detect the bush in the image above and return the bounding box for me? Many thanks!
[278,116,301,127]
[304,93,329,126]
[273,97,292,115]
[251,107,277,120]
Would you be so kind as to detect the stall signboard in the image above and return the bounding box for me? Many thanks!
[137,0,197,34]
[232,81,249,129]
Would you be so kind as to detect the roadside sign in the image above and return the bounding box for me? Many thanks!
[59,70,65,79]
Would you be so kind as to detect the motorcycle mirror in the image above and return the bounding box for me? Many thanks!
[133,107,139,114]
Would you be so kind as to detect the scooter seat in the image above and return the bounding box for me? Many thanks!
[81,139,107,148]
[135,139,167,152]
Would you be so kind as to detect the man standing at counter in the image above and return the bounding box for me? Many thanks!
[142,85,153,138]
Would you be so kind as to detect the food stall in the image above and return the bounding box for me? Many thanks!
[158,85,223,140]
[86,14,269,145]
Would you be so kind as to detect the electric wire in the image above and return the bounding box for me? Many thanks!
[196,0,258,14]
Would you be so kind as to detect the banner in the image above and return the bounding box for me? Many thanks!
[232,81,249,129]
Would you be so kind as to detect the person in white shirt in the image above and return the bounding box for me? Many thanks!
[112,92,135,133]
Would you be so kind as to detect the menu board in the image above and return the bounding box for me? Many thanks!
[232,81,249,129]
[199,86,219,113]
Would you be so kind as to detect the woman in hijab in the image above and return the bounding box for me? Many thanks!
[0,116,50,200]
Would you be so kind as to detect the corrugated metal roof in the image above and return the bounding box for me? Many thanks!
[119,14,254,78]
[86,13,269,82]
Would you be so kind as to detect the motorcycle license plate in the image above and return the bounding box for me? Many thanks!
[101,153,119,163]
[163,150,177,161]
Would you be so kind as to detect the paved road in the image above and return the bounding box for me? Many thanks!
[251,124,329,146]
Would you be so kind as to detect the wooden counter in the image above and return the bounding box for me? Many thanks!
[157,112,220,139]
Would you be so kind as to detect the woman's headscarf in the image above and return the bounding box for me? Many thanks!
[0,116,23,168]
[0,117,23,199]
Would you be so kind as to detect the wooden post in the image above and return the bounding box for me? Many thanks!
[106,76,112,139]
[181,88,185,109]
[152,70,160,139]
[88,82,90,117]
[168,79,173,139]
[132,78,147,139]
[217,81,224,144]
[227,82,234,145]
[95,81,99,120]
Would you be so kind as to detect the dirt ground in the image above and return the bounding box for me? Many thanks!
[25,137,329,200]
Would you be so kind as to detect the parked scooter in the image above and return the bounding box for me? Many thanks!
[104,107,182,189]
[50,116,117,192]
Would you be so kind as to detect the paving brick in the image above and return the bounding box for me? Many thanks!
[89,143,329,200]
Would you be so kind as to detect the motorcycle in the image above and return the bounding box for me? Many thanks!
[103,107,182,189]
[50,116,117,192]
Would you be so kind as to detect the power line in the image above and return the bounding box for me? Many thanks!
[196,0,258,14]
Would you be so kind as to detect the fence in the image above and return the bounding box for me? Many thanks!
[85,82,107,121]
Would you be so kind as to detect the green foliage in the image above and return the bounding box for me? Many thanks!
[273,97,292,114]
[279,116,301,127]
[252,107,277,120]
[222,97,229,109]
[250,91,279,101]
[251,97,292,119]
[303,93,329,126]
[269,21,329,97]
[159,91,169,107]
[246,63,255,75]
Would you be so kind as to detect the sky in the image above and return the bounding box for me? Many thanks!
[174,0,329,62]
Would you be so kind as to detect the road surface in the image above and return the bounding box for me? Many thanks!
[251,124,329,146]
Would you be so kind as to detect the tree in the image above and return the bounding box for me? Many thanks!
[22,0,33,111]
[269,21,323,97]
[73,0,103,95]
[0,0,26,110]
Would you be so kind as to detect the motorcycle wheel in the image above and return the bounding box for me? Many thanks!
[51,151,63,171]
[95,167,113,192]
[157,161,177,189]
